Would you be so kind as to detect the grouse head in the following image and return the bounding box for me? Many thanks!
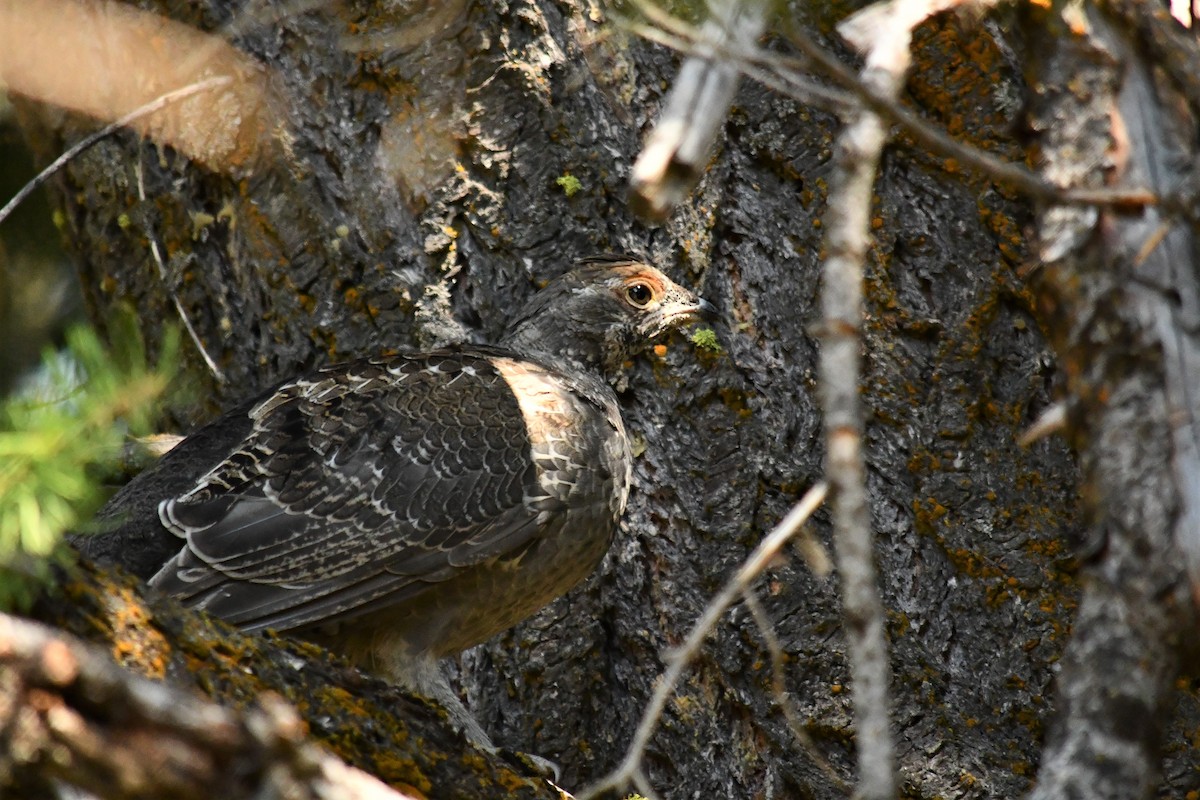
[501,255,714,378]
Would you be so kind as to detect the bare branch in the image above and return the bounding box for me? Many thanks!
[741,589,850,791]
[1017,402,1067,448]
[0,77,231,228]
[814,0,975,794]
[626,0,1159,209]
[134,158,227,383]
[621,17,853,115]
[1024,5,1200,797]
[627,0,769,220]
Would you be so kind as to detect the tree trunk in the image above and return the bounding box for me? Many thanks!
[8,0,1200,797]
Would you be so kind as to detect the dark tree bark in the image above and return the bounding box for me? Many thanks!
[7,0,1200,798]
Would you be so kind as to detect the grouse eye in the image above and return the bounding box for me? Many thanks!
[625,282,654,308]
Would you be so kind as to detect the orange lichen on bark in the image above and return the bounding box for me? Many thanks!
[65,577,172,680]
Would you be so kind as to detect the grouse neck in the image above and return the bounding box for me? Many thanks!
[499,320,612,382]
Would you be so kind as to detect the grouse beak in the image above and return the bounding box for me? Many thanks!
[654,295,718,336]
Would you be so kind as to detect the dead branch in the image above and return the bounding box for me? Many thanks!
[740,589,850,792]
[812,0,971,794]
[0,78,233,228]
[6,560,560,800]
[627,0,1159,210]
[627,0,769,220]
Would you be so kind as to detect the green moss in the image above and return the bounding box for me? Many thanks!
[555,173,582,197]
[690,327,721,353]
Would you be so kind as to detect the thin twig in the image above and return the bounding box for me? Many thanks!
[135,159,226,383]
[1132,219,1173,267]
[578,482,829,800]
[779,11,1059,204]
[741,589,851,791]
[0,77,232,228]
[621,18,854,114]
[0,0,338,230]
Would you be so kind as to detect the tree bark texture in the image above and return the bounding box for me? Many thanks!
[1023,4,1200,798]
[10,1,1200,797]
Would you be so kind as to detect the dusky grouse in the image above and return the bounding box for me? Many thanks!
[89,255,712,745]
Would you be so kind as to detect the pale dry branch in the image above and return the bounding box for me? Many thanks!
[814,0,974,795]
[1023,7,1200,795]
[1018,402,1067,447]
[626,0,1159,210]
[627,0,769,220]
[577,481,828,800]
[0,0,276,172]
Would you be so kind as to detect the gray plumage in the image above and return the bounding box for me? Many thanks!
[106,257,711,690]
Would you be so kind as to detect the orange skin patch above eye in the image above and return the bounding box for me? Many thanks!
[617,271,664,296]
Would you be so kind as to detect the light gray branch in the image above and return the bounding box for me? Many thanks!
[627,0,769,220]
[1024,5,1200,798]
[817,0,968,796]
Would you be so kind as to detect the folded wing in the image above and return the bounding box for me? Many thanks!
[149,352,543,633]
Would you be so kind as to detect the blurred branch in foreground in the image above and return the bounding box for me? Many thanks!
[0,0,278,172]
